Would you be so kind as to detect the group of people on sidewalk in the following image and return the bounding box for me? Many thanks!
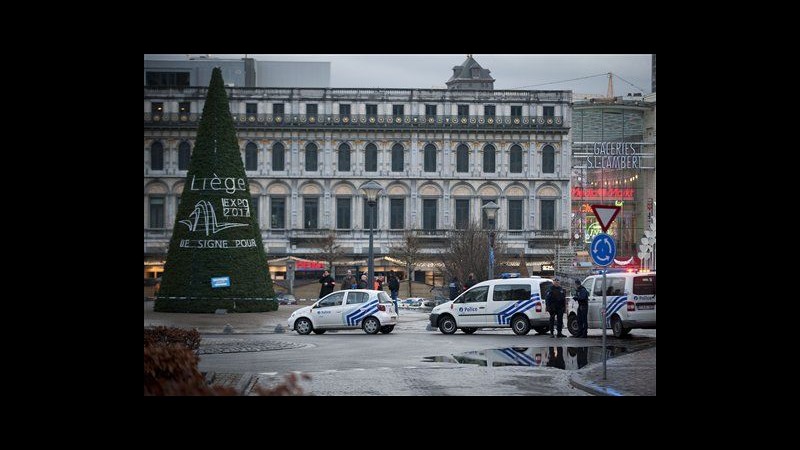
[318,269,402,313]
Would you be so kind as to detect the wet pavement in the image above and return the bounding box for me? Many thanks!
[145,300,656,395]
[569,345,656,396]
[423,345,630,370]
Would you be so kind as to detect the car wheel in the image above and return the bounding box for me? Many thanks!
[567,313,580,336]
[313,329,327,334]
[611,315,628,338]
[438,315,457,334]
[380,325,395,334]
[511,314,531,335]
[295,318,312,335]
[362,317,381,334]
[533,326,549,335]
[461,327,477,334]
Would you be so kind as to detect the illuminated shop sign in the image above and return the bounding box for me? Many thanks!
[585,222,601,243]
[573,142,655,170]
[586,142,640,169]
[572,187,634,200]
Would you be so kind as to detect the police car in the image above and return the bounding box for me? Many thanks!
[567,271,656,338]
[288,289,398,335]
[429,277,554,335]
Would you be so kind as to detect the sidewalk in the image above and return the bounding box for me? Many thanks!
[144,300,298,334]
[144,300,427,334]
[570,345,656,396]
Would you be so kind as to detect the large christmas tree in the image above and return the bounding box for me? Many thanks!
[156,68,275,312]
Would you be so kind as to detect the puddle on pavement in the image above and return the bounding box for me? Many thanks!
[422,346,628,370]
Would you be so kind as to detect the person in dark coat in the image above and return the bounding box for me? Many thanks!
[318,270,335,298]
[342,269,357,290]
[388,272,400,314]
[357,274,368,289]
[449,276,461,300]
[545,279,567,337]
[573,278,590,338]
[464,273,477,290]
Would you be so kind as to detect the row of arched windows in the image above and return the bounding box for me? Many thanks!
[148,141,557,174]
[149,141,192,171]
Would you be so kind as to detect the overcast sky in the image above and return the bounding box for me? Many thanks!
[145,54,653,95]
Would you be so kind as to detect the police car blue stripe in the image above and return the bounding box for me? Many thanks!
[348,306,379,326]
[498,300,534,325]
[496,297,541,325]
[498,348,539,366]
[604,295,628,326]
[345,299,378,326]
[346,302,379,326]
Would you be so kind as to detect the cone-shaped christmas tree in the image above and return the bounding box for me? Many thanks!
[156,68,275,312]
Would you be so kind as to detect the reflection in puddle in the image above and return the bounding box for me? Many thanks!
[422,346,628,370]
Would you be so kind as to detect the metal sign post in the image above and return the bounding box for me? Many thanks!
[591,232,616,381]
[590,204,621,381]
[602,269,607,380]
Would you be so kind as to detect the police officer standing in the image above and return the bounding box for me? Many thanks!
[573,278,590,338]
[545,279,567,337]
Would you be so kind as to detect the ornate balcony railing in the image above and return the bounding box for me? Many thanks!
[145,86,571,103]
[144,112,565,130]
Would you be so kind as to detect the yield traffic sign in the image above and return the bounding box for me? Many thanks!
[590,204,621,233]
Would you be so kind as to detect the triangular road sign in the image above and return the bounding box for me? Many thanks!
[591,204,621,233]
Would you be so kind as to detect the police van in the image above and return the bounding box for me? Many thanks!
[567,271,656,338]
[429,277,554,335]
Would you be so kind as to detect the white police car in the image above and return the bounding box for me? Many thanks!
[567,271,656,338]
[429,277,554,335]
[288,289,398,335]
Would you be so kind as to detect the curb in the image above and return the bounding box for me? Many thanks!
[569,373,625,396]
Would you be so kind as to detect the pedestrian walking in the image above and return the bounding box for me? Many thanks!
[388,272,400,314]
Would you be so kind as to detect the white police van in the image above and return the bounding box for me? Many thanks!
[429,277,554,335]
[567,271,656,338]
[288,289,398,335]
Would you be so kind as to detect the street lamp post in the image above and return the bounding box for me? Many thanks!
[360,180,383,289]
[482,201,500,280]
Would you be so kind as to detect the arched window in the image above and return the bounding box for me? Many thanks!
[391,143,404,172]
[456,144,469,173]
[178,141,191,171]
[365,143,377,172]
[483,144,495,173]
[245,142,258,171]
[510,145,522,173]
[150,142,163,170]
[305,143,318,172]
[272,142,285,171]
[338,143,351,172]
[542,145,555,173]
[149,196,164,228]
[424,144,437,172]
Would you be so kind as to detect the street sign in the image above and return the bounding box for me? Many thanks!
[590,233,616,266]
[590,204,621,233]
[211,276,230,288]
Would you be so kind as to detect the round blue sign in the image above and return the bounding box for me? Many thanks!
[590,233,616,267]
